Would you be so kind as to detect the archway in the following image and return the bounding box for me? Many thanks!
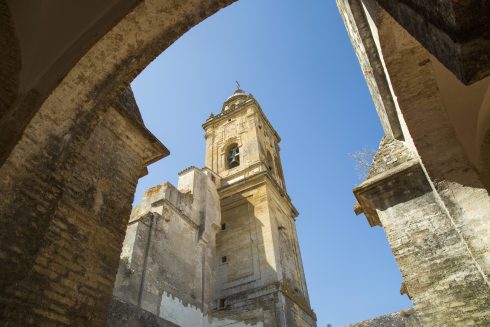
[1,0,490,326]
[0,1,234,325]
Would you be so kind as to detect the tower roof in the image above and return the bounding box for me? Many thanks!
[202,86,281,143]
[222,87,250,112]
[226,87,245,100]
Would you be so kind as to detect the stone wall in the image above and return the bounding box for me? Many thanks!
[374,0,490,84]
[342,0,490,325]
[0,89,167,326]
[107,298,177,327]
[346,309,421,327]
[113,167,221,326]
[355,138,490,326]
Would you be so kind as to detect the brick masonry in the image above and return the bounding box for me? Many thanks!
[0,89,167,326]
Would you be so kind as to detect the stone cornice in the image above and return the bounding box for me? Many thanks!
[353,158,421,227]
[214,282,316,321]
[178,165,200,176]
[111,103,169,166]
[278,282,317,321]
[202,94,281,143]
[218,170,298,218]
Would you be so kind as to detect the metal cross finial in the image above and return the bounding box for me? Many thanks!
[235,81,241,89]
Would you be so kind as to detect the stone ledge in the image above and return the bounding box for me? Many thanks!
[353,158,420,227]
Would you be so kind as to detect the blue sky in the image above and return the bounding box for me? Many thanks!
[131,1,411,326]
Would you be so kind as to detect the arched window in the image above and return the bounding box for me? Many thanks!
[227,144,240,169]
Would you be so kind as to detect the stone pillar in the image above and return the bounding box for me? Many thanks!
[354,138,490,326]
[341,1,490,324]
[0,89,167,326]
[376,8,490,285]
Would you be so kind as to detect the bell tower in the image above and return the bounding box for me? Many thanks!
[203,87,317,327]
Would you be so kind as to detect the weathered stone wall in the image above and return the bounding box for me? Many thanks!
[376,5,490,305]
[272,192,310,303]
[107,298,178,327]
[0,90,167,326]
[346,308,421,327]
[113,167,221,326]
[282,293,318,327]
[355,138,490,326]
[336,0,403,140]
[213,282,278,326]
[342,1,490,325]
[216,184,278,297]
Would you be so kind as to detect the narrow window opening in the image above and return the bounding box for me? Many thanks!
[221,223,226,230]
[219,298,226,308]
[266,151,274,173]
[221,256,227,263]
[227,144,240,169]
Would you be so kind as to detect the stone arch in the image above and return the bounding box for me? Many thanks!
[221,137,242,170]
[4,1,488,325]
[373,8,490,325]
[225,142,240,169]
[0,1,235,325]
[0,0,145,165]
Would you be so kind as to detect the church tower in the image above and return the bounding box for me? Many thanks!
[203,88,317,327]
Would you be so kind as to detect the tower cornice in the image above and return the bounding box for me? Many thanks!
[202,93,282,143]
[218,170,298,218]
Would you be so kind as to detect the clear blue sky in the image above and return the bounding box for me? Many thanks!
[131,1,411,326]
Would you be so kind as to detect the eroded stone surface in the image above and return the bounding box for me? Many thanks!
[0,88,167,326]
[346,309,421,327]
[344,1,490,325]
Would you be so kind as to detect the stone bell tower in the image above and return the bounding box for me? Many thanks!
[203,87,317,327]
